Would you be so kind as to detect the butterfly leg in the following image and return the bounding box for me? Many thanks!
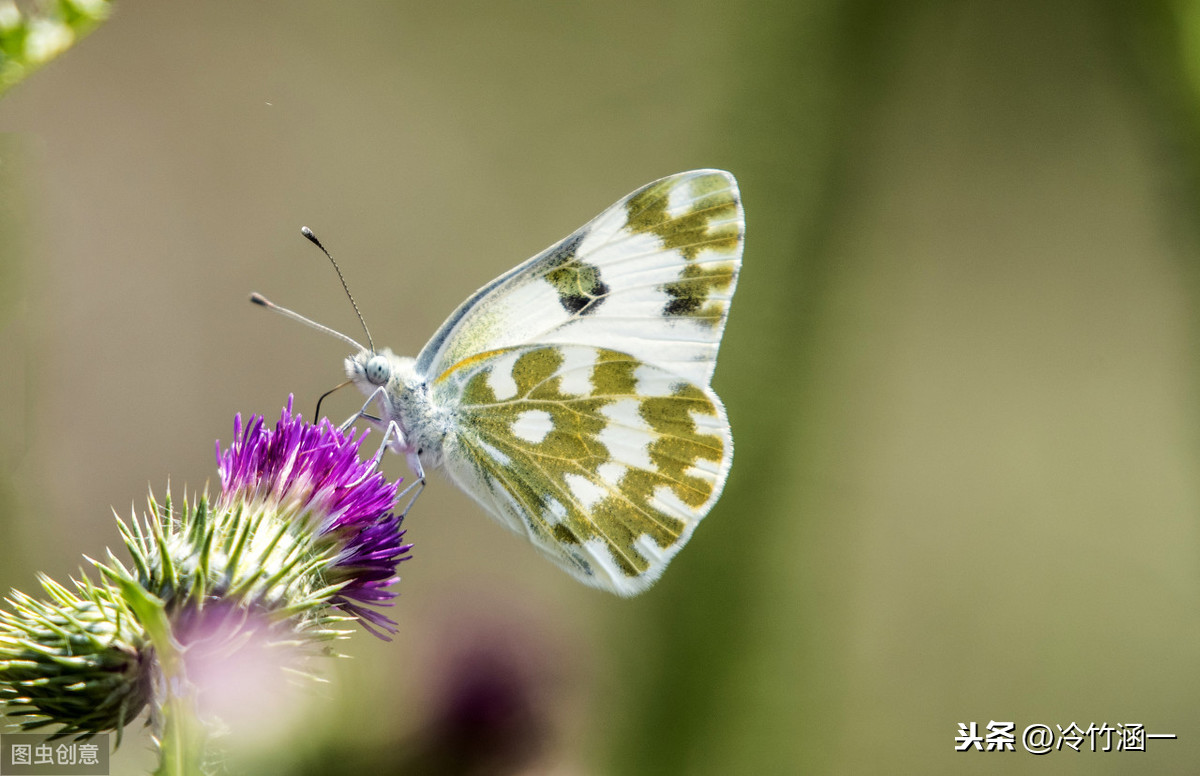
[369,418,426,517]
[343,389,427,517]
[339,386,388,435]
[396,444,426,517]
[396,478,425,518]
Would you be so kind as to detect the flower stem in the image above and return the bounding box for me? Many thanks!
[110,576,208,776]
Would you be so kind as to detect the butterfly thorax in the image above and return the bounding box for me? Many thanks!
[345,348,447,469]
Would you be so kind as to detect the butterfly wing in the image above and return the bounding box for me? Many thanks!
[415,169,744,387]
[431,343,732,595]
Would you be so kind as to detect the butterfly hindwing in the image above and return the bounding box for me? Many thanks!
[416,169,744,386]
[431,343,732,595]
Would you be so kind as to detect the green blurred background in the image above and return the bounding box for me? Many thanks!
[4,1,1200,773]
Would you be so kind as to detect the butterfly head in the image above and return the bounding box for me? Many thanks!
[348,349,388,388]
[345,348,419,394]
[363,353,392,386]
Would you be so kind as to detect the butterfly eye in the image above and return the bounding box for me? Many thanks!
[365,355,391,385]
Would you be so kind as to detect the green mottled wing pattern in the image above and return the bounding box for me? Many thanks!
[417,169,743,387]
[432,343,731,595]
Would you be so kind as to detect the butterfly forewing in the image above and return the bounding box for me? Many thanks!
[416,170,744,386]
[432,343,732,595]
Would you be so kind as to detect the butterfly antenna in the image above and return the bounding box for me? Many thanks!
[301,226,376,354]
[249,293,366,352]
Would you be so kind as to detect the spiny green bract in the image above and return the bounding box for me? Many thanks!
[0,574,150,741]
[99,490,357,648]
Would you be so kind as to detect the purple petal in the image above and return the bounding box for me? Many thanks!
[215,398,413,636]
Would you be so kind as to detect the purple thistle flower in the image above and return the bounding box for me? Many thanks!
[215,397,413,637]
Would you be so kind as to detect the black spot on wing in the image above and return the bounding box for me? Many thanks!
[542,230,609,316]
[659,261,737,326]
[560,290,591,315]
[664,295,700,316]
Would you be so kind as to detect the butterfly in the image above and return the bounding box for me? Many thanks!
[253,170,743,595]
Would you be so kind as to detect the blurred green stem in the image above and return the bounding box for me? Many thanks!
[112,577,206,776]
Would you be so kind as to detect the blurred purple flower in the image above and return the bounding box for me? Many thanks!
[215,398,413,636]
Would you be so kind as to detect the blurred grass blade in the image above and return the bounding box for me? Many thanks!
[0,0,112,97]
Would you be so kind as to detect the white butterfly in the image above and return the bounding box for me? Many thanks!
[253,170,743,595]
